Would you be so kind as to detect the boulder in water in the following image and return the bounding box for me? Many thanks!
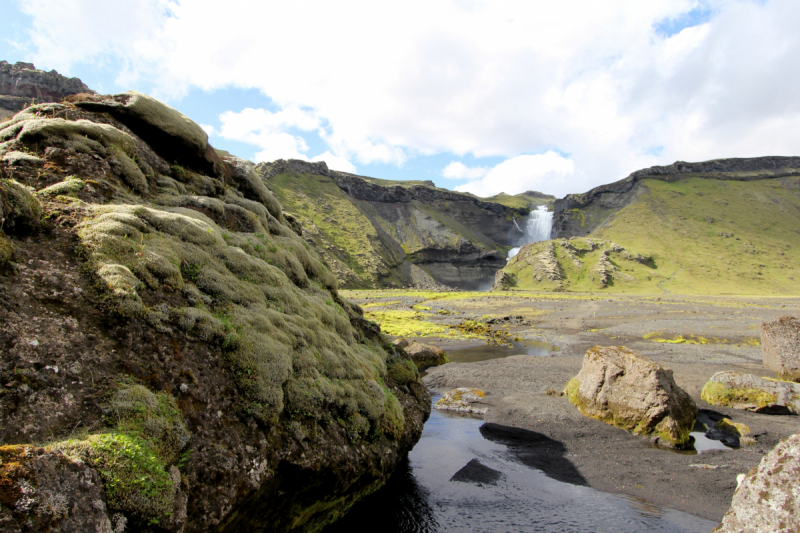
[713,433,800,533]
[566,345,696,448]
[701,371,800,414]
[761,316,800,382]
[435,388,488,415]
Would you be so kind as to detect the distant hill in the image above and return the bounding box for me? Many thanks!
[258,160,548,289]
[495,157,800,295]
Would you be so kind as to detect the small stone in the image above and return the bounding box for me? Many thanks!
[435,388,488,415]
[180,383,189,393]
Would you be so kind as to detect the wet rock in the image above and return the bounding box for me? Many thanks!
[434,388,488,415]
[701,371,800,414]
[761,316,800,382]
[566,345,696,448]
[394,338,449,368]
[714,433,800,533]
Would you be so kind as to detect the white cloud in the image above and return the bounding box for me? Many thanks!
[199,123,215,136]
[17,0,800,196]
[442,161,488,179]
[454,152,576,197]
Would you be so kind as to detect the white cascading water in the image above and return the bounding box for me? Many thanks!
[508,205,554,259]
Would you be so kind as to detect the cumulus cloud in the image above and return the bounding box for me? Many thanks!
[16,0,800,196]
[442,161,488,179]
[454,152,576,197]
[311,151,357,173]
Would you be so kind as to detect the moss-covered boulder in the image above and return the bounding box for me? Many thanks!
[566,345,696,448]
[714,432,800,533]
[0,94,430,532]
[761,316,800,382]
[701,371,800,414]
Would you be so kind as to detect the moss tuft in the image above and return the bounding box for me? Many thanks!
[0,179,41,234]
[38,176,85,197]
[0,233,13,268]
[388,359,418,386]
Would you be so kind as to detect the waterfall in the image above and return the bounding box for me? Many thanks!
[508,205,554,259]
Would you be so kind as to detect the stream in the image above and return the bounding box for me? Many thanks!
[324,399,718,533]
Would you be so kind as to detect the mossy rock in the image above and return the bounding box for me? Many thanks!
[700,371,800,413]
[567,346,696,448]
[49,383,189,525]
[0,178,40,234]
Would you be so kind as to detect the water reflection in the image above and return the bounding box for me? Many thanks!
[323,399,717,533]
[445,340,557,364]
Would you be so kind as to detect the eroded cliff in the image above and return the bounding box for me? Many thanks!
[259,159,552,290]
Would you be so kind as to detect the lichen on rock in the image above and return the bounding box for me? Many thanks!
[701,371,800,414]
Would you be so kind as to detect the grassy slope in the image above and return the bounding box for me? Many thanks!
[267,172,385,287]
[508,176,800,295]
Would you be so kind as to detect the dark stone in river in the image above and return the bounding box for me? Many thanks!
[450,458,503,486]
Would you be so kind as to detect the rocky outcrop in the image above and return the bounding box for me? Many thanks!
[714,432,800,533]
[761,316,800,382]
[434,388,488,415]
[566,346,697,448]
[258,159,533,290]
[552,156,800,238]
[0,61,93,119]
[393,338,449,368]
[701,371,800,414]
[0,95,430,532]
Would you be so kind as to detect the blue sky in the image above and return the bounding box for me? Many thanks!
[3,0,798,198]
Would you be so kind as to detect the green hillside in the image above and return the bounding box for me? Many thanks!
[500,176,800,295]
[487,191,555,210]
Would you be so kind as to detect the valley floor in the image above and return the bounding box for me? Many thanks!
[342,289,800,522]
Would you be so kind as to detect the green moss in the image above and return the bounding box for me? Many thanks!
[701,381,779,410]
[388,359,418,385]
[38,176,85,197]
[565,378,581,405]
[0,233,13,268]
[49,383,189,525]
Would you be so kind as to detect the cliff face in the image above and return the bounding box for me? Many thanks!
[259,159,543,290]
[0,91,429,532]
[0,61,94,119]
[552,156,800,238]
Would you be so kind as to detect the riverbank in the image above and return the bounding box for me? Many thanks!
[343,290,800,523]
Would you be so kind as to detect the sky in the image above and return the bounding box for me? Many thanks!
[2,0,799,199]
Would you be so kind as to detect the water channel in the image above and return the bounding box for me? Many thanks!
[324,341,723,532]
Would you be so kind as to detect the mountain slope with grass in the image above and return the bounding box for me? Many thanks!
[496,159,800,295]
[0,88,429,532]
[259,159,549,290]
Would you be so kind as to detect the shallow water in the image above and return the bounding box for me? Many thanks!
[324,398,718,533]
[445,340,557,364]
